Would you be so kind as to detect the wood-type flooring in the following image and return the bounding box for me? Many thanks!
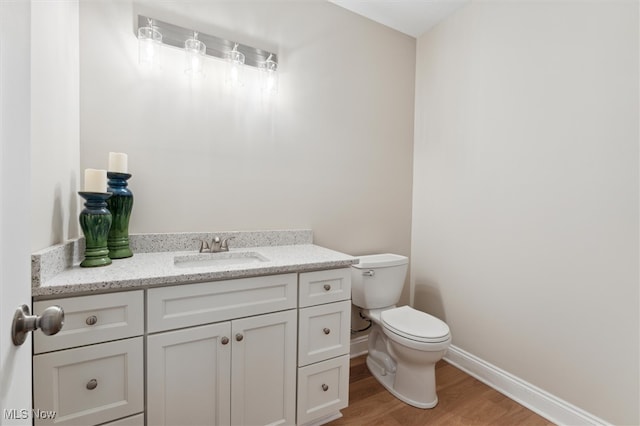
[329,355,555,426]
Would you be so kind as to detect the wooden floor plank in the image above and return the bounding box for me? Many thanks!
[329,356,555,426]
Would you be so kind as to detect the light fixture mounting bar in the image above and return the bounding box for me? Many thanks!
[136,15,278,68]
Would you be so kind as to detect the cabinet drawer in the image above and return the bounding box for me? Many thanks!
[297,355,349,425]
[147,274,297,332]
[299,269,351,308]
[298,300,351,366]
[101,413,144,426]
[33,337,144,426]
[33,291,144,354]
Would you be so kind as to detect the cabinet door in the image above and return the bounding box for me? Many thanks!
[231,310,296,426]
[147,323,231,426]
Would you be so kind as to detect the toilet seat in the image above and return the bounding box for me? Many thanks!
[381,306,450,343]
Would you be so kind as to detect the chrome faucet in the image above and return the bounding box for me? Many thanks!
[211,236,233,252]
[195,236,235,253]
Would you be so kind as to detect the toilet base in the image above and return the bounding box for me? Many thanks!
[366,354,438,409]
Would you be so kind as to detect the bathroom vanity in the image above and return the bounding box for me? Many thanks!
[30,230,356,426]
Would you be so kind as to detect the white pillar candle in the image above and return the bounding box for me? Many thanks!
[84,169,107,193]
[108,152,128,173]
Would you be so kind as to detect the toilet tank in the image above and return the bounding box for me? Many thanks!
[350,254,409,309]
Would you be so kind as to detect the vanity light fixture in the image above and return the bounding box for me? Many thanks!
[226,43,245,88]
[137,18,162,68]
[260,54,278,94]
[184,31,206,77]
[135,15,278,90]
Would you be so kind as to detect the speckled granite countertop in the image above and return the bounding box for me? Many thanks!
[32,230,358,299]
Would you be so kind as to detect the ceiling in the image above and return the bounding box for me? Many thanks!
[329,0,469,38]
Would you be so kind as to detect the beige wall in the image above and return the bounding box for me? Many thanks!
[31,0,639,422]
[30,1,80,252]
[411,1,639,424]
[77,0,415,283]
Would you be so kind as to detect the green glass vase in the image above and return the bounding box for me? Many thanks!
[78,192,112,267]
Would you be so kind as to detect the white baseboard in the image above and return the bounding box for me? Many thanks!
[444,345,611,426]
[350,336,610,426]
[349,335,369,358]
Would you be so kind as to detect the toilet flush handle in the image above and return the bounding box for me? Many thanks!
[363,270,375,277]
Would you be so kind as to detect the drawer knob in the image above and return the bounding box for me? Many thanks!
[86,379,98,390]
[323,328,331,335]
[322,384,329,392]
[323,284,331,291]
[86,315,98,326]
[235,333,244,342]
[221,336,229,345]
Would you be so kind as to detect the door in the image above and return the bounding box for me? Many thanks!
[0,1,33,425]
[147,323,232,426]
[231,310,297,426]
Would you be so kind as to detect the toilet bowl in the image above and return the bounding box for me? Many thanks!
[351,254,451,409]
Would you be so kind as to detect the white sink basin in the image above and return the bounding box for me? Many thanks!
[174,252,269,268]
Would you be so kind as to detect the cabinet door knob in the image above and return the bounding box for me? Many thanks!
[323,328,331,335]
[235,333,244,342]
[221,336,229,345]
[86,315,98,326]
[321,384,329,392]
[86,379,98,390]
[323,284,331,291]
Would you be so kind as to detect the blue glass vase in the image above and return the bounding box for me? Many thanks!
[107,172,134,259]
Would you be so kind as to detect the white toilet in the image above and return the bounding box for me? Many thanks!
[351,253,451,409]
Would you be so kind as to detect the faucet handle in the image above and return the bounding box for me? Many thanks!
[220,236,235,251]
[193,239,210,253]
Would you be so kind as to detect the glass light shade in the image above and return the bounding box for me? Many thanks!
[226,48,245,88]
[260,57,278,94]
[184,38,206,76]
[138,25,162,68]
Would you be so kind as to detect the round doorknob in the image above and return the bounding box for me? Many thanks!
[86,379,98,390]
[221,336,229,345]
[86,315,98,326]
[12,304,65,346]
[323,284,331,291]
[321,384,329,392]
[323,328,331,335]
[236,333,244,342]
[38,306,65,336]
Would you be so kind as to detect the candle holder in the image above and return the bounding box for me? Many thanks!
[78,192,113,267]
[107,172,134,259]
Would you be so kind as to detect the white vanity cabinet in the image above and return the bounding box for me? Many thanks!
[146,274,298,426]
[32,266,352,426]
[296,269,351,425]
[32,291,145,426]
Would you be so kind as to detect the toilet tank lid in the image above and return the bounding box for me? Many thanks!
[352,253,408,269]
